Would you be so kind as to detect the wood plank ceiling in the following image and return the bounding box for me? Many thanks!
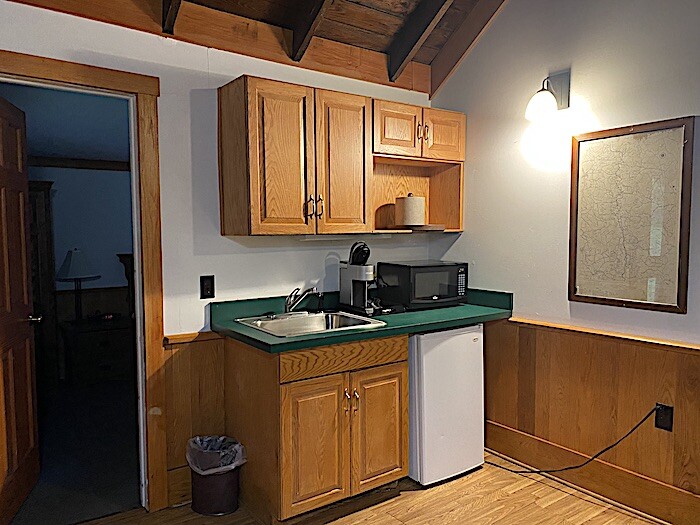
[178,0,487,92]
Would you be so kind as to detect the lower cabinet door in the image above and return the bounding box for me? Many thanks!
[280,373,351,519]
[350,362,409,494]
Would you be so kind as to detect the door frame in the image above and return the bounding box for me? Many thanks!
[0,50,168,511]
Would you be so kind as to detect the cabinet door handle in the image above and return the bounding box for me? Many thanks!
[304,195,316,219]
[344,388,351,414]
[416,123,423,140]
[424,124,429,143]
[352,388,360,412]
[315,194,324,219]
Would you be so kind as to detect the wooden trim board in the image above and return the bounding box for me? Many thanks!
[510,317,700,353]
[486,421,700,524]
[0,50,159,96]
[9,0,431,94]
[163,331,223,346]
[0,51,167,511]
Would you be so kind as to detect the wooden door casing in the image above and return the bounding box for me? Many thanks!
[247,78,316,235]
[350,362,408,494]
[422,108,466,162]
[0,97,38,525]
[280,373,351,519]
[373,100,423,157]
[315,90,372,234]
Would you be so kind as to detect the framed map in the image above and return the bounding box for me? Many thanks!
[569,117,694,313]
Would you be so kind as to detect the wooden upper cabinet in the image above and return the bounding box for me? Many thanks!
[423,108,466,161]
[219,76,316,235]
[315,90,372,234]
[280,373,350,520]
[350,362,408,494]
[373,100,423,157]
[372,103,466,162]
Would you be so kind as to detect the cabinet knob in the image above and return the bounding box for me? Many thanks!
[417,123,423,140]
[315,194,324,219]
[424,124,429,143]
[26,315,43,324]
[352,388,360,412]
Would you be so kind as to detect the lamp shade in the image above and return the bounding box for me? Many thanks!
[525,87,558,122]
[56,249,101,282]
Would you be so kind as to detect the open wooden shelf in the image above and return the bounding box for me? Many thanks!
[370,155,463,232]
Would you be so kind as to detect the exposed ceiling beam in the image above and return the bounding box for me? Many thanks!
[291,0,334,62]
[162,0,182,34]
[430,0,509,96]
[8,0,430,93]
[387,0,453,82]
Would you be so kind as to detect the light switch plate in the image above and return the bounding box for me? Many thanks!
[200,275,215,299]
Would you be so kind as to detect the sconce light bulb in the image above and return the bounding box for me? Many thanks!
[525,86,558,122]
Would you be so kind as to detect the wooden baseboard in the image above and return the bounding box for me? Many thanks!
[486,421,700,524]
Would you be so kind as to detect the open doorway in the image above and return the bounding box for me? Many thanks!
[0,82,143,524]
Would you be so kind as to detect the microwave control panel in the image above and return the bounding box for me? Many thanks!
[458,266,467,296]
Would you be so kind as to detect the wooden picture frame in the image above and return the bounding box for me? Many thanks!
[569,116,694,313]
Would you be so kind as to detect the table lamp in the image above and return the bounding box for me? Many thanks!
[56,248,101,320]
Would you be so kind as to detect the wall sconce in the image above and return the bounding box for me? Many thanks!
[525,70,571,122]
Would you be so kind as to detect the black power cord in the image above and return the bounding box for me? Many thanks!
[486,405,659,475]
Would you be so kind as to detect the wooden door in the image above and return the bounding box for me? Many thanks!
[0,98,39,525]
[350,362,408,495]
[373,100,423,157]
[280,373,350,519]
[422,108,466,161]
[247,78,316,234]
[315,90,372,233]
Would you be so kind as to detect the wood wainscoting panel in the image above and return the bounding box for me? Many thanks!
[484,319,700,523]
[164,338,225,472]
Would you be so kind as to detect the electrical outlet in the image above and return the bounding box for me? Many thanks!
[200,275,215,299]
[655,403,674,432]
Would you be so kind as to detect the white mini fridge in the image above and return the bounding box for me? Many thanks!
[409,325,484,485]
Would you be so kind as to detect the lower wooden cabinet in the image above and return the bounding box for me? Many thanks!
[280,374,350,518]
[225,336,409,524]
[350,363,408,494]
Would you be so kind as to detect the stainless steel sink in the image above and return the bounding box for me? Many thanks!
[236,311,386,338]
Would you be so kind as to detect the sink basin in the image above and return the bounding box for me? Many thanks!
[236,311,386,338]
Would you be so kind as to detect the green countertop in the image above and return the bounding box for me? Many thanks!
[210,289,512,353]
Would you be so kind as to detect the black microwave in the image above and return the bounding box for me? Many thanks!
[376,260,468,310]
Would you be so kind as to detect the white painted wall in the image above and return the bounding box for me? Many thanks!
[431,0,700,344]
[0,1,432,334]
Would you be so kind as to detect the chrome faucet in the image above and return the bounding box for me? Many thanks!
[285,286,319,313]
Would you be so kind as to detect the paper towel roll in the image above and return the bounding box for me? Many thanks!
[395,193,425,226]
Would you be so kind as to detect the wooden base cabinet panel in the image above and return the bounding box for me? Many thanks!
[280,374,350,519]
[224,336,408,524]
[350,362,408,494]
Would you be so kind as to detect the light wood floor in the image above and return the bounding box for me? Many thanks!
[88,454,660,525]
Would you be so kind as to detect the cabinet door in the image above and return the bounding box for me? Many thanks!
[373,100,423,157]
[422,108,466,161]
[247,78,316,234]
[350,362,408,494]
[315,90,372,233]
[280,373,350,519]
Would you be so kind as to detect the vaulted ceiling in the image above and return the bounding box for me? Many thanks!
[11,0,507,96]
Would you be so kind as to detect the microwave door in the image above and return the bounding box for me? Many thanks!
[412,268,459,303]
